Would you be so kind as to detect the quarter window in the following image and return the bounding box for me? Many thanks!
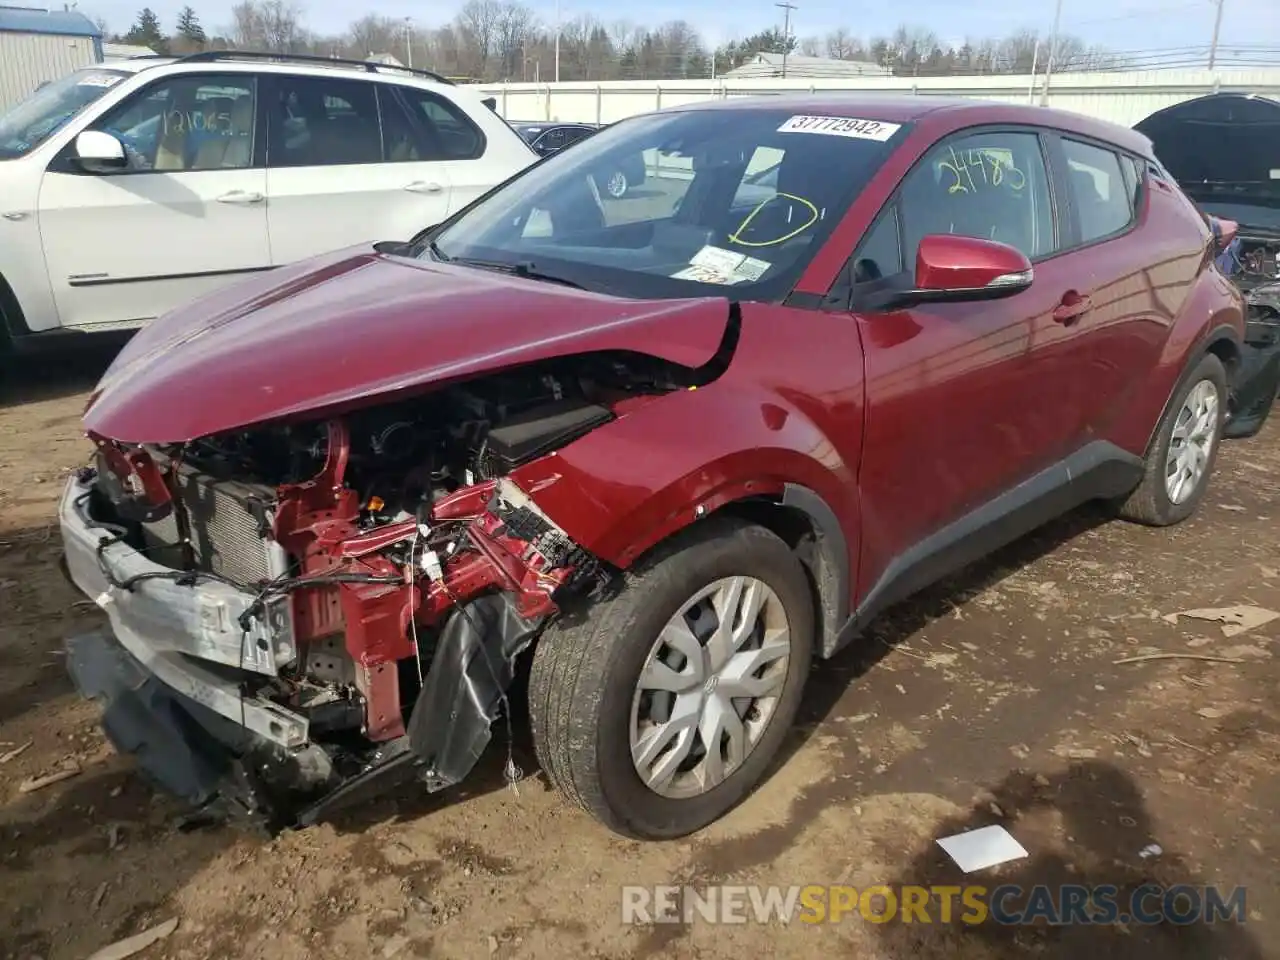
[852,209,903,281]
[898,130,1056,262]
[92,75,257,172]
[1061,138,1135,243]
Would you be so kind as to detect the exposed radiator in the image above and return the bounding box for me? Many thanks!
[142,465,288,585]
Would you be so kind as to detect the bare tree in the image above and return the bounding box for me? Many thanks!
[260,0,307,52]
[825,27,864,60]
[227,0,306,52]
[493,2,537,80]
[456,0,503,76]
[348,14,401,59]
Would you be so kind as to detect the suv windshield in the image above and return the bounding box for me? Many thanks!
[427,108,906,299]
[0,68,129,159]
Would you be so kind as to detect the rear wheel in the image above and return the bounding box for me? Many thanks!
[528,517,814,838]
[1116,353,1227,526]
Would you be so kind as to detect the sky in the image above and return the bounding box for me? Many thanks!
[82,0,1278,59]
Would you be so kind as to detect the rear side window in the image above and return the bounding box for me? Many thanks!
[268,75,382,168]
[535,128,569,152]
[394,88,485,161]
[1061,138,1135,243]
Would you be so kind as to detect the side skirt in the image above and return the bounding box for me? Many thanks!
[826,440,1144,658]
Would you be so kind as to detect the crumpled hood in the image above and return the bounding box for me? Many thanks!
[85,245,732,443]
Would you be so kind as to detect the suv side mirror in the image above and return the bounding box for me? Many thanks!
[881,235,1034,309]
[73,130,128,173]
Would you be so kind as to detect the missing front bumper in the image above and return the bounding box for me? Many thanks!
[58,474,307,750]
[58,472,585,830]
[64,594,544,832]
[65,629,336,828]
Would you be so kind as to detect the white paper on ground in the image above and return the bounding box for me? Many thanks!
[936,825,1029,873]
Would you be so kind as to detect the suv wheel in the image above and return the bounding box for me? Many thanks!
[605,170,628,198]
[528,517,814,838]
[1116,352,1227,526]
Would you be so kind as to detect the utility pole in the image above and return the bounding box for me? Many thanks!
[1027,38,1040,103]
[1208,0,1225,70]
[1039,0,1064,106]
[776,1,797,79]
[403,17,412,69]
[554,0,561,82]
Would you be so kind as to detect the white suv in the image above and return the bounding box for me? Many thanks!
[0,51,536,350]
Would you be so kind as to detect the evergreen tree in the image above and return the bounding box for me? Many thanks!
[123,7,167,53]
[176,6,207,46]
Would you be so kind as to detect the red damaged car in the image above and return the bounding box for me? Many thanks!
[62,95,1280,838]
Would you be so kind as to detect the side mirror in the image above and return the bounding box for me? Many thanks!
[73,130,127,173]
[882,235,1033,309]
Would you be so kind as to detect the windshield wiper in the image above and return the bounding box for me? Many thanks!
[448,256,585,290]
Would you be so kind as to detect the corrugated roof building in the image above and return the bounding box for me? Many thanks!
[101,40,156,61]
[0,5,103,110]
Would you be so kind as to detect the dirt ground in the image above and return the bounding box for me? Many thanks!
[1,345,1277,960]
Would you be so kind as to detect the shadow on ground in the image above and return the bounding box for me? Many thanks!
[874,761,1265,959]
[0,334,127,409]
[0,765,235,958]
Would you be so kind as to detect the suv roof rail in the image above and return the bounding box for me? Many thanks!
[171,49,455,85]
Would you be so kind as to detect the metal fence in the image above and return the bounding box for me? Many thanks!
[476,68,1280,128]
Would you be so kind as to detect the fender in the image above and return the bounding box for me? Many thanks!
[507,379,860,652]
[1104,267,1244,457]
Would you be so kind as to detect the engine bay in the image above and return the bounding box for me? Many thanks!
[1235,238,1280,296]
[168,352,683,521]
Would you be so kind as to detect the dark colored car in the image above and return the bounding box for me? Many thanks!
[1136,93,1280,293]
[509,119,645,197]
[63,95,1280,840]
[1136,94,1280,429]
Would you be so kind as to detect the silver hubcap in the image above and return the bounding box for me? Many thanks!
[629,576,791,799]
[1165,378,1220,504]
[607,171,627,197]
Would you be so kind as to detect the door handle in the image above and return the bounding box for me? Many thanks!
[404,181,444,195]
[1052,292,1093,325]
[216,191,264,204]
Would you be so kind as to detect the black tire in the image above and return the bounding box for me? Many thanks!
[1116,353,1228,526]
[528,517,815,839]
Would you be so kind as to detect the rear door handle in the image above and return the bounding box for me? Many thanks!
[1052,293,1093,324]
[404,181,444,195]
[216,191,264,204]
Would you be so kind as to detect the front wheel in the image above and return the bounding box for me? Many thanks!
[1116,352,1228,526]
[528,517,814,839]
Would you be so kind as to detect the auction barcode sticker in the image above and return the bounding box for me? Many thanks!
[777,115,901,141]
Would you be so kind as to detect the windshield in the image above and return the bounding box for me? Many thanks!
[426,108,907,299]
[0,68,129,159]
